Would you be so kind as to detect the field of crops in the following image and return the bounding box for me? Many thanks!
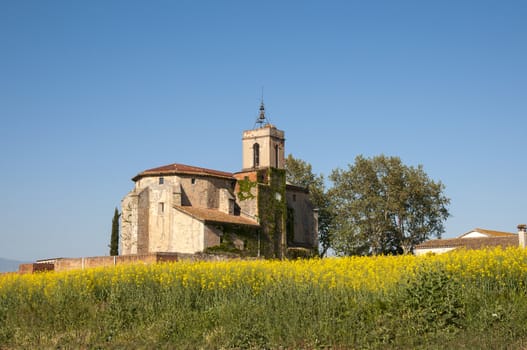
[2,248,527,349]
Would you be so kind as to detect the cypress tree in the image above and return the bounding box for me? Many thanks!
[110,208,120,256]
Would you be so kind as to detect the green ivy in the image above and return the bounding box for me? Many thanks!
[233,168,314,259]
[204,224,263,257]
[237,177,257,201]
[257,168,287,259]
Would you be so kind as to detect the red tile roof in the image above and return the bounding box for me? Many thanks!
[415,236,518,250]
[174,206,259,227]
[132,163,234,181]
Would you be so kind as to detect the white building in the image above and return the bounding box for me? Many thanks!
[414,228,519,255]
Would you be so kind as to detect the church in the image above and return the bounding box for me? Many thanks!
[120,104,318,259]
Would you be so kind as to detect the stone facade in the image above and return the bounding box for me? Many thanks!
[19,253,243,274]
[121,170,239,255]
[286,184,318,248]
[121,110,318,258]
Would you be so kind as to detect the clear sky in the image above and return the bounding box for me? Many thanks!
[1,1,526,261]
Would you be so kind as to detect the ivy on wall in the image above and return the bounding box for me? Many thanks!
[204,224,263,257]
[227,167,314,259]
[237,177,257,201]
[257,167,287,259]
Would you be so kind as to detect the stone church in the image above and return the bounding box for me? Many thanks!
[121,104,318,258]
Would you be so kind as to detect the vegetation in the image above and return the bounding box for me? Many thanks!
[204,228,261,257]
[2,247,527,349]
[236,176,257,201]
[257,167,288,258]
[285,154,449,257]
[329,155,450,255]
[109,208,120,256]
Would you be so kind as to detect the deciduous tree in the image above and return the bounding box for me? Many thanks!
[329,155,449,255]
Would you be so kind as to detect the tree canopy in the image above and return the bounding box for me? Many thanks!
[285,154,334,257]
[328,155,450,256]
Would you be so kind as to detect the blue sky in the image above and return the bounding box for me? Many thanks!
[1,1,526,261]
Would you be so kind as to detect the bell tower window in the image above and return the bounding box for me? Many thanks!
[253,143,260,168]
[242,103,285,171]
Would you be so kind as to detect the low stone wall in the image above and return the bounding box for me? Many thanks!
[52,255,159,272]
[19,252,245,273]
[18,263,54,274]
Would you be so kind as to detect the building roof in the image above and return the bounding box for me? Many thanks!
[174,206,259,227]
[132,163,234,181]
[415,235,518,251]
[458,228,516,238]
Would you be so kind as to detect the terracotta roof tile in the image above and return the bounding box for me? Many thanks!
[416,236,518,250]
[174,206,259,227]
[133,163,234,181]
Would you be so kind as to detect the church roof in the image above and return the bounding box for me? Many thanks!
[133,163,234,181]
[174,206,259,227]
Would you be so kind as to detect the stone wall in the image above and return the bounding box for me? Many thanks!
[285,186,317,248]
[256,168,287,259]
[233,171,259,220]
[219,188,235,214]
[18,263,54,274]
[170,208,205,253]
[180,175,235,210]
[121,191,139,255]
[137,188,150,254]
[122,174,237,256]
[18,253,250,274]
[204,225,222,249]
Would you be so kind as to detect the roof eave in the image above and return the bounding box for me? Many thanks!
[132,170,235,182]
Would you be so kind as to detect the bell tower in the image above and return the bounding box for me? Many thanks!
[242,102,285,171]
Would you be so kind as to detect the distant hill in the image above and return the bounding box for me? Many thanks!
[0,258,24,273]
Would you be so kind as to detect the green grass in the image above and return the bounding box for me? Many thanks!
[2,254,527,349]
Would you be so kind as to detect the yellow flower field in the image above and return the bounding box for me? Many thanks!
[3,247,527,349]
[2,247,527,295]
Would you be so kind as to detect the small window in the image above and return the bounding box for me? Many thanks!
[159,177,164,185]
[191,178,196,185]
[159,202,165,213]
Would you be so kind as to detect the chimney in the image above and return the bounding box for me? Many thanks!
[518,224,527,248]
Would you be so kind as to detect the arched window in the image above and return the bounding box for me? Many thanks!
[253,143,260,168]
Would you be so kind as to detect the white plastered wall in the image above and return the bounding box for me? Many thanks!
[414,247,457,256]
